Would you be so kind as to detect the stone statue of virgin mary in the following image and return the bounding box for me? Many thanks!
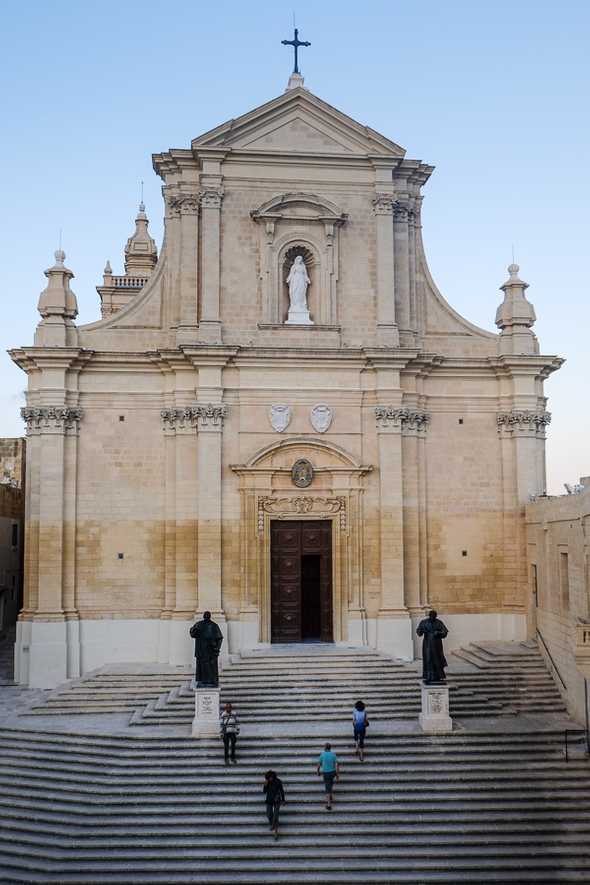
[285,255,313,325]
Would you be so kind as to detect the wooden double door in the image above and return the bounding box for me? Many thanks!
[270,520,333,643]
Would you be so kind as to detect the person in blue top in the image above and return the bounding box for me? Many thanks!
[316,742,340,810]
[352,699,369,761]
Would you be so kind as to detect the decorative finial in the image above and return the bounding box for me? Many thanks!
[507,262,520,278]
[125,199,157,275]
[54,249,66,266]
[281,26,310,76]
[104,260,112,275]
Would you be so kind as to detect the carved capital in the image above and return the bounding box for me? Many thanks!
[166,193,200,217]
[372,193,395,216]
[160,408,197,433]
[194,402,227,428]
[497,410,551,436]
[393,202,410,223]
[375,406,431,433]
[21,406,83,435]
[161,403,228,433]
[199,187,224,210]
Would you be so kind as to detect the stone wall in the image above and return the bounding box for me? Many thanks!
[526,482,590,724]
[0,438,25,633]
[0,438,25,488]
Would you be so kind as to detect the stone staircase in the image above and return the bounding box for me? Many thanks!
[0,727,589,883]
[23,642,567,726]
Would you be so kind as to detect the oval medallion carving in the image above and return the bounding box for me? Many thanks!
[291,458,314,488]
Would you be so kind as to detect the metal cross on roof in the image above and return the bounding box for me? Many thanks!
[281,27,311,75]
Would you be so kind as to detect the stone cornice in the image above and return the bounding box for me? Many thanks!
[375,407,431,433]
[497,410,551,436]
[490,355,565,379]
[21,406,83,435]
[161,403,228,432]
[8,347,94,373]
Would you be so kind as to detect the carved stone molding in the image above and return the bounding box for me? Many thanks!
[161,403,228,432]
[199,188,224,210]
[372,193,395,216]
[375,407,431,433]
[257,495,346,533]
[166,193,201,217]
[497,410,551,435]
[21,406,83,435]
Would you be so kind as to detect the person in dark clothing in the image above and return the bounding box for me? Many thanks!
[352,700,369,761]
[189,611,223,687]
[263,770,285,839]
[220,702,239,764]
[416,609,449,683]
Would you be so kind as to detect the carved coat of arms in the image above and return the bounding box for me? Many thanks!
[291,458,314,488]
[310,404,333,433]
[269,404,292,433]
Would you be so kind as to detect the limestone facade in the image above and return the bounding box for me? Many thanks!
[526,482,590,723]
[10,84,563,687]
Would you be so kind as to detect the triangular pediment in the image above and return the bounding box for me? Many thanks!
[192,88,405,158]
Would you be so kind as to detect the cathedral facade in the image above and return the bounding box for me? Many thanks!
[10,81,562,688]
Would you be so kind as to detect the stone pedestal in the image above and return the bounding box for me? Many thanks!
[191,688,220,737]
[285,308,313,325]
[419,682,452,734]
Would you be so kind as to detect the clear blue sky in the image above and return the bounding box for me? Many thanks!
[1,0,588,493]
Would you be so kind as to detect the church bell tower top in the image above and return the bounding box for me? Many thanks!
[124,200,158,276]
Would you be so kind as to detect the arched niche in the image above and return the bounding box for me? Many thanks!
[251,193,347,327]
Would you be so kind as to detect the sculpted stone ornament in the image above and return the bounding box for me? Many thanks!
[189,611,223,688]
[416,610,449,684]
[291,458,314,488]
[21,406,83,434]
[269,404,292,433]
[310,404,333,433]
[285,255,313,325]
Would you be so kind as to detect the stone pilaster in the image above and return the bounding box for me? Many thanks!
[20,406,83,687]
[166,192,200,345]
[198,187,224,344]
[195,404,227,613]
[497,409,551,610]
[372,194,399,346]
[393,202,412,342]
[374,406,414,658]
[399,409,431,615]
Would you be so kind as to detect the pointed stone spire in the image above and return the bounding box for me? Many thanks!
[35,249,79,346]
[495,262,538,355]
[124,201,157,276]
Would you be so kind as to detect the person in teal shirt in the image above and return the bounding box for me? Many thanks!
[316,743,340,810]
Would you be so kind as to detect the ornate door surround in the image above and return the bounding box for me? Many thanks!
[231,438,371,644]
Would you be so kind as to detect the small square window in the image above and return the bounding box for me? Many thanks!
[458,418,464,425]
[119,415,125,422]
[462,550,468,557]
[117,553,124,560]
